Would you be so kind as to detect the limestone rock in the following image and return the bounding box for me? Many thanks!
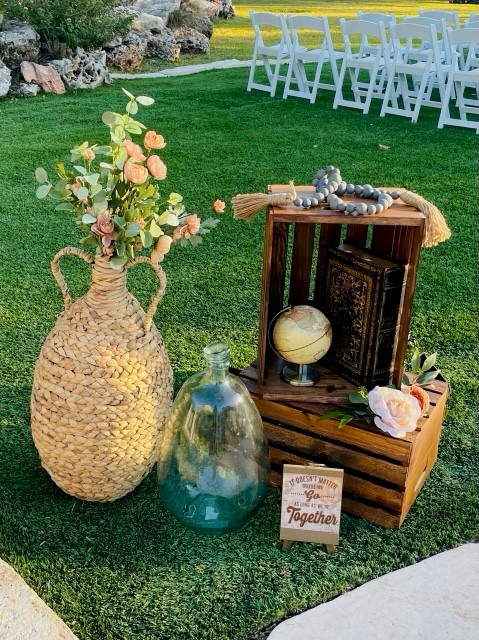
[0,20,40,68]
[146,28,180,61]
[218,0,235,19]
[0,62,12,97]
[20,61,65,93]
[104,31,147,69]
[134,0,181,18]
[16,81,40,97]
[173,26,209,54]
[50,48,111,90]
[131,12,166,33]
[190,14,213,39]
[181,0,234,19]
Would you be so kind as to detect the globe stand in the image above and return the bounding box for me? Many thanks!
[281,363,320,387]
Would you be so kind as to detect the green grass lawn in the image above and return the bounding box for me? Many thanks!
[136,0,475,72]
[0,33,478,640]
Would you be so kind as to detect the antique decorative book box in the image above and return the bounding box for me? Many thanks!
[237,185,448,528]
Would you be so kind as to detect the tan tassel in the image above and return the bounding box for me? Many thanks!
[232,181,297,221]
[400,190,451,248]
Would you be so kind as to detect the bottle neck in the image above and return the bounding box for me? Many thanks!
[204,341,230,380]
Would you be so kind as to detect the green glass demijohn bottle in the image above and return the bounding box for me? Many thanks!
[157,341,270,534]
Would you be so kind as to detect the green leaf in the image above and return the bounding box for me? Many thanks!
[125,222,141,237]
[55,203,75,211]
[189,235,203,246]
[99,162,115,170]
[84,173,100,186]
[402,374,410,386]
[126,100,138,115]
[102,111,118,125]
[110,255,128,270]
[124,123,143,135]
[339,416,353,427]
[113,215,125,227]
[122,88,135,100]
[416,370,440,385]
[36,184,51,199]
[421,352,437,372]
[93,201,108,213]
[167,214,179,227]
[149,219,162,238]
[80,235,98,247]
[136,95,155,106]
[201,217,220,229]
[168,192,183,205]
[95,146,112,155]
[73,165,87,176]
[411,348,421,373]
[82,213,97,224]
[348,392,368,404]
[35,167,48,183]
[115,241,125,256]
[90,184,103,197]
[140,230,153,248]
[76,187,89,201]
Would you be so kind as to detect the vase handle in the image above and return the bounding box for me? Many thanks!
[126,256,167,332]
[51,246,94,311]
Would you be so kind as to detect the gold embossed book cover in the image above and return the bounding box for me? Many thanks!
[317,244,407,389]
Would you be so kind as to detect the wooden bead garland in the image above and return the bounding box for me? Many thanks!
[292,166,401,216]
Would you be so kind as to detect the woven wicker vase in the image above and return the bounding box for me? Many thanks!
[31,246,173,502]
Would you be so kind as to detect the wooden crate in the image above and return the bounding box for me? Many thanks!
[239,365,449,529]
[256,185,426,401]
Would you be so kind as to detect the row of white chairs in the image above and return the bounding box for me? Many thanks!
[246,11,479,132]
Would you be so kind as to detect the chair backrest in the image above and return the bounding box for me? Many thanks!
[357,12,396,27]
[419,10,459,29]
[391,22,439,64]
[402,15,450,63]
[448,26,479,70]
[249,11,291,53]
[340,18,389,44]
[464,14,479,27]
[287,14,330,51]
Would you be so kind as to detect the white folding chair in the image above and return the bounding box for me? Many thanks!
[402,15,452,65]
[419,10,459,30]
[380,22,444,123]
[333,19,391,114]
[464,13,479,28]
[438,27,479,132]
[282,15,343,103]
[357,12,397,57]
[247,11,291,96]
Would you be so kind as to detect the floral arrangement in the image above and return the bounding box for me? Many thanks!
[324,349,442,439]
[35,88,225,269]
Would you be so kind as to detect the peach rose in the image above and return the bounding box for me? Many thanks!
[151,235,173,263]
[134,216,146,229]
[124,140,146,162]
[213,199,225,213]
[84,147,95,161]
[402,385,430,416]
[172,215,201,240]
[368,386,421,439]
[92,212,117,254]
[173,225,186,241]
[144,131,166,150]
[147,155,167,180]
[124,161,149,185]
[185,214,200,235]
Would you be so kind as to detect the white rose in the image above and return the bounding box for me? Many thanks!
[368,386,421,439]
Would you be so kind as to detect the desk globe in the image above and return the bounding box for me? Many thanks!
[271,305,332,386]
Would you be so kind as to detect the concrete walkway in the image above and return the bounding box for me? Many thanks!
[1,544,477,638]
[110,58,251,80]
[269,543,479,640]
[0,559,78,640]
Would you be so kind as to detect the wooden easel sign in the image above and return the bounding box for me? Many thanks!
[280,464,344,553]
